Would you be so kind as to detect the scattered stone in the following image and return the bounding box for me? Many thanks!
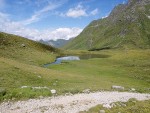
[100,110,105,113]
[32,86,49,90]
[12,98,15,101]
[51,89,56,94]
[0,92,150,113]
[83,89,90,93]
[120,102,126,107]
[21,44,25,47]
[65,92,73,96]
[38,75,41,78]
[131,88,136,91]
[103,104,111,108]
[110,103,116,107]
[116,103,121,107]
[111,85,124,90]
[21,86,28,88]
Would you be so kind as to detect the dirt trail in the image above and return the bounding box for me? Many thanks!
[0,91,150,113]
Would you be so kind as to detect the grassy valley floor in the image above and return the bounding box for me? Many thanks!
[0,49,150,101]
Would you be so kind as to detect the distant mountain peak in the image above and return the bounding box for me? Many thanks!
[64,0,150,50]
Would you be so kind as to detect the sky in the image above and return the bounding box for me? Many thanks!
[0,0,127,41]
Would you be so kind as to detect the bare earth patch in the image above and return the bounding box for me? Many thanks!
[0,91,150,113]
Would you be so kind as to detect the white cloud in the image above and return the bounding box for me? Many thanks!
[43,27,83,41]
[65,4,88,18]
[20,1,64,25]
[0,12,82,41]
[90,8,98,15]
[61,4,99,18]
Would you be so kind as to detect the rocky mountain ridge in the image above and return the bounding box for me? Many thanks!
[64,0,150,50]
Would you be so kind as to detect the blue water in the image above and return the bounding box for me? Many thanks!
[44,56,80,67]
[44,54,110,67]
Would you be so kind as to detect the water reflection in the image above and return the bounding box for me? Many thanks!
[44,54,110,67]
[44,56,80,67]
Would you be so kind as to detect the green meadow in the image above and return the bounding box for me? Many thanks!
[0,32,150,102]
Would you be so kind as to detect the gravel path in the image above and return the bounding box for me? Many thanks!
[0,91,150,113]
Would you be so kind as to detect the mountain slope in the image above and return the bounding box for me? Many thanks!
[0,32,58,66]
[64,0,150,50]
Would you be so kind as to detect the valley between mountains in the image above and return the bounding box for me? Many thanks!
[0,0,150,113]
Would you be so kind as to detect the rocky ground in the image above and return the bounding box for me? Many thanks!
[0,91,150,113]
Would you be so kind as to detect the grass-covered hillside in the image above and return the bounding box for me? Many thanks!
[0,32,58,66]
[0,32,150,102]
[64,0,150,50]
[0,32,59,101]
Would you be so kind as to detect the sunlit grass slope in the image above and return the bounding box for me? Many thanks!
[0,32,150,102]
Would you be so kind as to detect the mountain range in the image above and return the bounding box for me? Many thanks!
[64,0,150,50]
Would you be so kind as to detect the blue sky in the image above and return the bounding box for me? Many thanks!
[0,0,127,41]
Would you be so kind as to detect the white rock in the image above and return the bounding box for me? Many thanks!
[131,88,135,91]
[112,85,124,90]
[21,86,28,88]
[103,104,111,108]
[32,86,49,90]
[83,89,90,93]
[51,89,56,94]
[38,76,41,78]
[110,103,116,107]
[100,110,105,113]
[21,44,25,47]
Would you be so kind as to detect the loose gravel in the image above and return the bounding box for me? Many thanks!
[0,91,150,113]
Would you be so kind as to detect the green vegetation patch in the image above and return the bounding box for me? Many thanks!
[0,32,150,102]
[81,99,150,113]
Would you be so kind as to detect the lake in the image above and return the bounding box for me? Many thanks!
[44,54,110,67]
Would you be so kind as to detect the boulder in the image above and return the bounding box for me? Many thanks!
[51,89,56,94]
